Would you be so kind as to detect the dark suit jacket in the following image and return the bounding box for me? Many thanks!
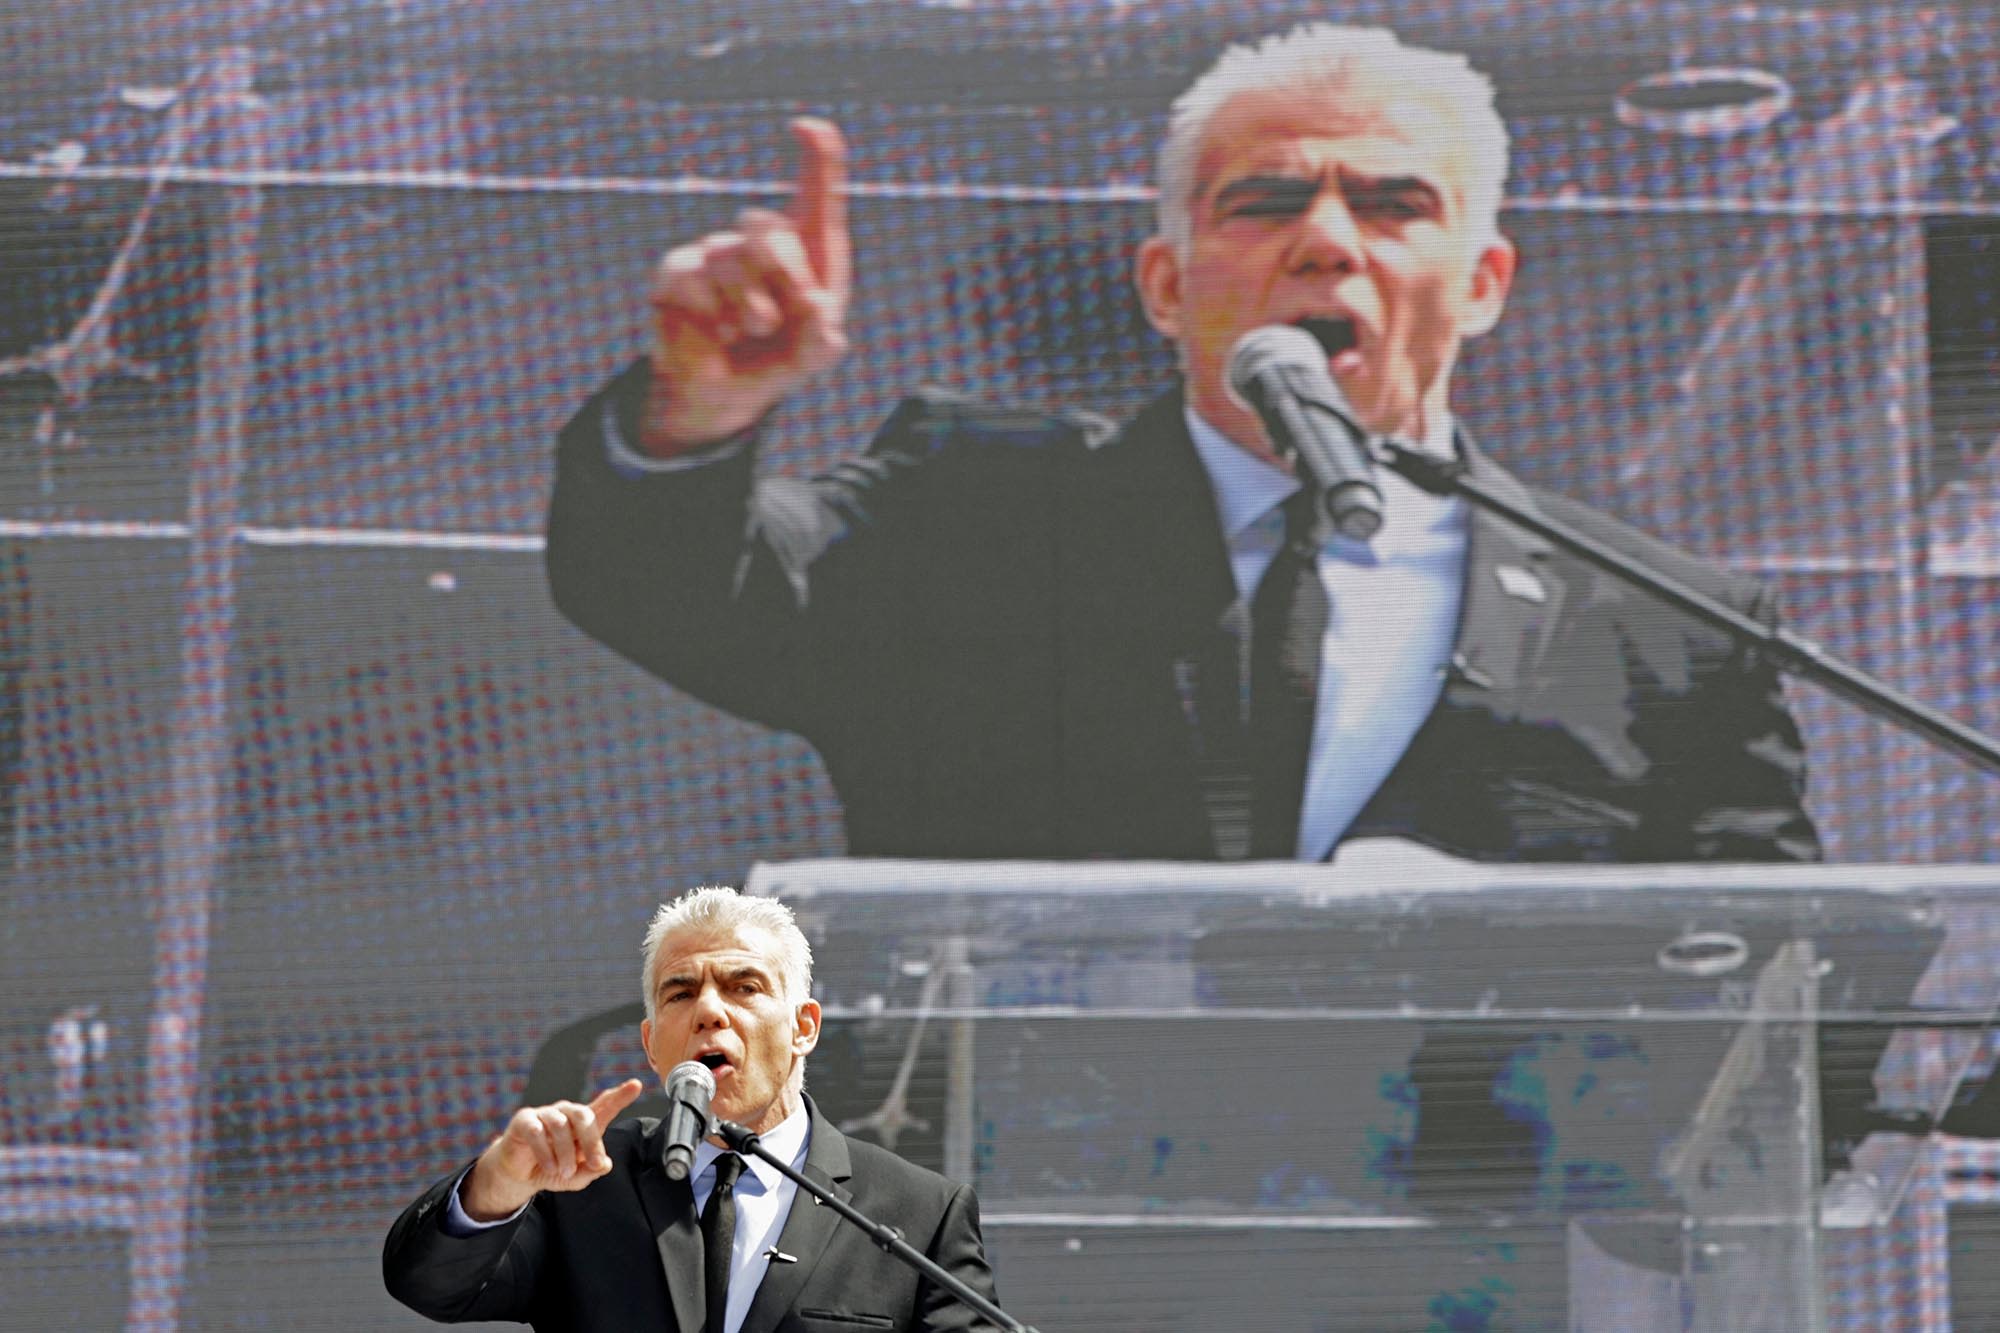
[382,1097,998,1332]
[546,362,1819,863]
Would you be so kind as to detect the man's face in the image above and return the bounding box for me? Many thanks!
[1137,86,1516,460]
[640,923,821,1137]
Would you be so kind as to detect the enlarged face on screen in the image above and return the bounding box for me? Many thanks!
[1137,84,1517,458]
[640,923,822,1136]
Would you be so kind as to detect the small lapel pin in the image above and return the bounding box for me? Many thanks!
[1494,563,1547,605]
[763,1247,799,1264]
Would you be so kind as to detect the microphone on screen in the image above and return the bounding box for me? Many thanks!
[1227,324,1384,542]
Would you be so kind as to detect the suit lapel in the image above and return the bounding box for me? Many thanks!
[634,1120,707,1333]
[1347,431,1578,851]
[1054,387,1246,856]
[1448,428,1566,699]
[739,1098,853,1333]
[1082,387,1237,603]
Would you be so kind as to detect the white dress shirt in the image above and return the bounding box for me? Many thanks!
[444,1102,812,1333]
[1185,407,1468,860]
[686,1105,811,1333]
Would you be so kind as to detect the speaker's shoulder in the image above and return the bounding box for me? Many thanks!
[1526,485,1771,615]
[836,1133,967,1208]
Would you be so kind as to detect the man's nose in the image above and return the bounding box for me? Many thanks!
[1289,194,1364,273]
[691,983,730,1029]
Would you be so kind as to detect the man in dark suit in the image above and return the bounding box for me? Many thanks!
[544,22,1818,865]
[383,887,1000,1331]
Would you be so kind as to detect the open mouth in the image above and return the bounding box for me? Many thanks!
[1293,315,1359,359]
[696,1051,734,1077]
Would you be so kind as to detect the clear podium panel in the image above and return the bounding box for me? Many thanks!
[747,851,2000,1333]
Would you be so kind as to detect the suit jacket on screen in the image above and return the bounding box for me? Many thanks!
[546,362,1819,863]
[383,1096,998,1332]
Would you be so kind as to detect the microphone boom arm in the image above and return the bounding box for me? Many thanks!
[1376,440,2000,778]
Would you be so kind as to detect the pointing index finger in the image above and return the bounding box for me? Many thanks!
[787,117,850,295]
[589,1077,645,1126]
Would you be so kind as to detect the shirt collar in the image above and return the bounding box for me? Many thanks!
[690,1099,811,1194]
[1186,405,1456,543]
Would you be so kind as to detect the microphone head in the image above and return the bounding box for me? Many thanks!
[1226,324,1331,400]
[1227,324,1383,542]
[666,1059,716,1102]
[661,1060,716,1181]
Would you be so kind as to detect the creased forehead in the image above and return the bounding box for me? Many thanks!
[1192,88,1471,213]
[649,924,783,982]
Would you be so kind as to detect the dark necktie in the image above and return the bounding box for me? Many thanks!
[701,1152,746,1333]
[1247,488,1330,859]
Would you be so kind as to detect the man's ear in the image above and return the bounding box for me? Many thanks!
[1458,234,1517,340]
[639,1017,662,1080]
[792,999,822,1058]
[1134,235,1185,341]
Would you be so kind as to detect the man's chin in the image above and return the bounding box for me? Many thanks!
[711,1095,770,1131]
[1330,382,1397,435]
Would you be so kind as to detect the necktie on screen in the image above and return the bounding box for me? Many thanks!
[701,1152,746,1333]
[1247,488,1330,859]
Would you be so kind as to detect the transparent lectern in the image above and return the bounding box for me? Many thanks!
[747,847,2000,1333]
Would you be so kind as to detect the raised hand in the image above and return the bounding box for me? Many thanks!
[640,117,852,455]
[460,1078,645,1222]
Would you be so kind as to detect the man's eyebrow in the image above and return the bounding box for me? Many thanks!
[1208,172,1321,211]
[1206,169,1444,214]
[1339,171,1444,205]
[655,963,775,993]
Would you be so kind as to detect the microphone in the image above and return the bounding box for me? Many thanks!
[661,1060,716,1183]
[1227,324,1384,542]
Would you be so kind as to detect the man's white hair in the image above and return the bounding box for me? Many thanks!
[1155,23,1511,254]
[640,885,815,1022]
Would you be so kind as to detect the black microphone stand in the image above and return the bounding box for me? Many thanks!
[1375,441,2000,777]
[714,1119,1041,1333]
